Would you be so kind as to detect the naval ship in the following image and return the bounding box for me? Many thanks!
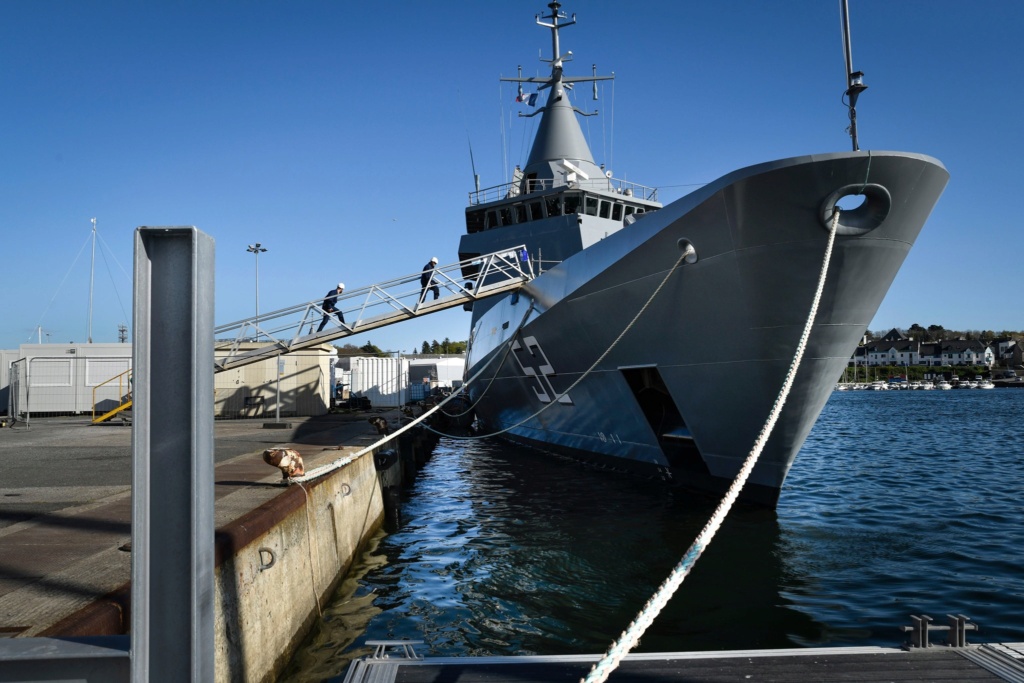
[457,2,948,506]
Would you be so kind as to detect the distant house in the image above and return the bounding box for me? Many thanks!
[852,329,997,368]
[936,339,995,367]
[917,342,943,367]
[1001,341,1023,369]
[879,328,908,342]
[864,339,919,366]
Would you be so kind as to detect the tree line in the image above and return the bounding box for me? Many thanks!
[864,324,1023,343]
[333,338,468,357]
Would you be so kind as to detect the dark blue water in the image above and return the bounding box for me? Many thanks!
[281,389,1024,680]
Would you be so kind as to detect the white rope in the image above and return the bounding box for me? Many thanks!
[438,303,537,419]
[288,393,457,484]
[286,307,537,485]
[581,209,842,683]
[424,249,691,441]
[295,481,324,617]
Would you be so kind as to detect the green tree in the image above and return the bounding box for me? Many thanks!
[335,343,363,357]
[360,341,387,357]
[421,341,431,354]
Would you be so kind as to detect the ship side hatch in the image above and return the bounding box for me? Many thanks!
[620,366,709,476]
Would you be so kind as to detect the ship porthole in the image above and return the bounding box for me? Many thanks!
[819,183,891,236]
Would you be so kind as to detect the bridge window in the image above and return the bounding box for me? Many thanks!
[529,201,543,221]
[546,195,562,217]
[466,209,485,233]
[563,192,582,215]
[584,195,599,216]
[599,200,611,219]
[499,206,513,226]
[612,203,623,221]
[486,210,499,229]
[514,203,527,224]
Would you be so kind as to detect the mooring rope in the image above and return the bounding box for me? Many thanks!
[581,208,841,683]
[288,315,546,484]
[438,302,536,419]
[294,481,324,617]
[289,390,459,484]
[423,246,693,441]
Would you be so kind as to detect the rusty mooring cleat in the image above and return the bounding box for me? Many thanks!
[263,447,305,479]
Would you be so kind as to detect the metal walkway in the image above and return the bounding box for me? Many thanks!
[341,642,1024,683]
[213,247,533,373]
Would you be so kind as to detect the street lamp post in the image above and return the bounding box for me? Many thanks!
[246,243,267,340]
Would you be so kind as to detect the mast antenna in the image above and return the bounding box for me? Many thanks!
[840,0,867,151]
[468,135,479,193]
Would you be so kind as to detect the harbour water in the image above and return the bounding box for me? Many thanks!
[281,389,1024,681]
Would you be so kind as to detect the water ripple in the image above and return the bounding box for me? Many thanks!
[281,389,1024,680]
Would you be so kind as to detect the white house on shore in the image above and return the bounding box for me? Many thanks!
[852,328,1007,369]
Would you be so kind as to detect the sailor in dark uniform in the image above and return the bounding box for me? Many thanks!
[420,257,439,302]
[317,282,345,332]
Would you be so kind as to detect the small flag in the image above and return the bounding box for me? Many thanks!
[527,92,538,106]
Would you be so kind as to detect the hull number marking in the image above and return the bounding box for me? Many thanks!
[511,335,573,405]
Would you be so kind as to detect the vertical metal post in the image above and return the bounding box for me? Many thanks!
[131,227,215,682]
[276,358,283,422]
[246,243,267,340]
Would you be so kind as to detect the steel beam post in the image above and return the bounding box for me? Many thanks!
[131,227,215,682]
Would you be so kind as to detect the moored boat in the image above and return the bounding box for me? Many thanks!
[458,2,948,506]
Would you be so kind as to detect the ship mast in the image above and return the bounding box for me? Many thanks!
[840,0,867,151]
[540,1,573,71]
[501,2,612,186]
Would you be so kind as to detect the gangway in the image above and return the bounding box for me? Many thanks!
[213,247,533,373]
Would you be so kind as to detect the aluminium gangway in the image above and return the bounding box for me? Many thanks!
[213,247,534,373]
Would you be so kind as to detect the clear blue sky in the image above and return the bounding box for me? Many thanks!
[3,1,1020,352]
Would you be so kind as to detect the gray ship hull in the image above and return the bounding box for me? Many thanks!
[463,151,948,506]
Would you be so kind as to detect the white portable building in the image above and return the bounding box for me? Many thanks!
[12,343,132,416]
[345,356,409,408]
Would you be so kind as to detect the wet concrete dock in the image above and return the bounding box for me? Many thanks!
[0,412,397,639]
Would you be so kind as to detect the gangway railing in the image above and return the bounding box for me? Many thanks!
[213,247,533,373]
[92,368,133,423]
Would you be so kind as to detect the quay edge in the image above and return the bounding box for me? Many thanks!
[0,414,440,683]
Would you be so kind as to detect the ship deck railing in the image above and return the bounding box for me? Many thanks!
[469,175,659,206]
[212,247,533,373]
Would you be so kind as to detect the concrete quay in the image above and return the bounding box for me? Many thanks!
[0,410,436,682]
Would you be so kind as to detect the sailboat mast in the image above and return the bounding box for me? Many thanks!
[88,218,96,344]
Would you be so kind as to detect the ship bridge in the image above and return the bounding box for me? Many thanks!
[214,247,532,373]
